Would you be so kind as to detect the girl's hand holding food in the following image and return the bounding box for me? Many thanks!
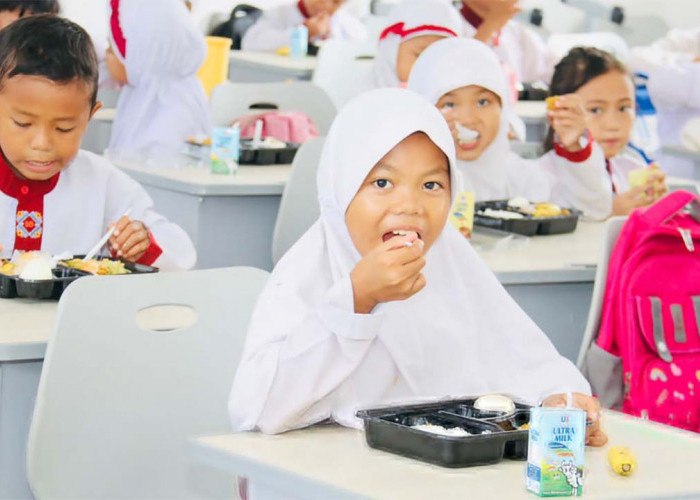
[548,94,588,153]
[108,216,151,262]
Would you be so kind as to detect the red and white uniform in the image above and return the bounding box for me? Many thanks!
[0,150,196,270]
[241,1,367,52]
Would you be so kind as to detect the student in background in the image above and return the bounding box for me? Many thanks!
[0,0,59,30]
[544,47,668,217]
[408,38,611,220]
[105,0,210,162]
[629,29,700,178]
[370,0,462,89]
[0,15,196,270]
[459,0,557,87]
[228,88,607,447]
[241,0,366,52]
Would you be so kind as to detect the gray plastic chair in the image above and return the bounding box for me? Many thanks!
[271,137,325,265]
[576,216,626,369]
[26,266,269,499]
[209,81,337,134]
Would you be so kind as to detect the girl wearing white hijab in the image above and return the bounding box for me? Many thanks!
[105,0,211,161]
[370,0,463,89]
[228,88,607,447]
[407,37,612,219]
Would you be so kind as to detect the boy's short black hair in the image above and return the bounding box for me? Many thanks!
[0,0,60,15]
[0,14,98,108]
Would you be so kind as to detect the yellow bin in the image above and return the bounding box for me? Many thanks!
[197,36,232,97]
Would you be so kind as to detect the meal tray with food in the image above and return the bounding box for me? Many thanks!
[474,200,580,236]
[239,138,299,165]
[356,398,531,468]
[0,257,158,300]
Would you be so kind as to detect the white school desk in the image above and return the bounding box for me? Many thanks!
[662,145,700,180]
[228,51,317,82]
[115,159,291,270]
[0,298,55,499]
[514,101,548,143]
[477,221,602,362]
[190,410,700,500]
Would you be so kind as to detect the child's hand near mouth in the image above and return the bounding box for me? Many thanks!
[547,94,588,153]
[350,233,426,314]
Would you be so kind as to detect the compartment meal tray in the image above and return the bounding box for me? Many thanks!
[474,200,580,236]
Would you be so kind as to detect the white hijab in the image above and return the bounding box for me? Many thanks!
[408,37,515,199]
[233,89,588,429]
[370,0,463,89]
[107,0,211,161]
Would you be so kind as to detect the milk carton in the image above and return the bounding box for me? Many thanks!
[211,125,240,175]
[526,406,586,497]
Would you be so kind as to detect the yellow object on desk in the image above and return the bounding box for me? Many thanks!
[275,46,291,56]
[197,36,232,97]
[450,191,475,238]
[608,446,636,476]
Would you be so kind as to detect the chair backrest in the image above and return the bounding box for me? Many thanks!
[575,217,626,369]
[210,81,337,134]
[231,4,262,50]
[272,137,324,265]
[312,39,376,109]
[26,266,269,499]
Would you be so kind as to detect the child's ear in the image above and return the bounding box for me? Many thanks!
[88,101,103,121]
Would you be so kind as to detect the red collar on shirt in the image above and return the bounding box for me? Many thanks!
[297,0,311,19]
[110,0,127,59]
[379,22,458,40]
[460,4,483,28]
[0,151,60,200]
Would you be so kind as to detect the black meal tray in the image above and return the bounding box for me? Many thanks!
[474,200,580,236]
[239,139,299,165]
[0,257,158,300]
[357,398,531,468]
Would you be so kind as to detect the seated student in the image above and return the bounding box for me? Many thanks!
[0,15,196,270]
[241,0,366,52]
[105,0,210,162]
[407,38,611,219]
[228,88,607,447]
[0,0,59,30]
[544,47,668,217]
[370,0,462,89]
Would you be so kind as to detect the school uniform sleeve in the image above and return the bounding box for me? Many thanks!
[241,5,301,52]
[648,62,700,111]
[539,142,613,220]
[628,28,700,74]
[228,270,385,434]
[90,152,197,270]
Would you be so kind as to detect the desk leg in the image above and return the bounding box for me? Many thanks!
[0,360,43,500]
[503,282,593,363]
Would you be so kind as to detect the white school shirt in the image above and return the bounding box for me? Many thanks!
[228,88,590,435]
[241,3,367,52]
[628,28,700,75]
[0,150,196,271]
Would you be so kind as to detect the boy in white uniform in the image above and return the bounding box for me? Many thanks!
[0,15,196,270]
[242,0,366,52]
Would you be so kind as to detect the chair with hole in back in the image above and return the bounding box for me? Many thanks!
[26,266,269,499]
[272,137,325,265]
[209,81,337,134]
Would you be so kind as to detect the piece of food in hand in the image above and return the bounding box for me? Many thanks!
[63,258,131,275]
[19,255,53,280]
[628,168,651,189]
[474,394,516,414]
[608,446,636,476]
[546,96,560,110]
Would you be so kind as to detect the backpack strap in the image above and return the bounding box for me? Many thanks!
[639,190,700,227]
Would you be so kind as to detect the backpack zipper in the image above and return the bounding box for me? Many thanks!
[678,228,695,252]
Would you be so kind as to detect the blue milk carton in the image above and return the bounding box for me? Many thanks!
[210,125,240,175]
[526,406,586,497]
[290,24,308,58]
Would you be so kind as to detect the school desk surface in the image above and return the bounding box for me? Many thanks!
[0,298,56,499]
[115,159,292,271]
[228,51,317,82]
[190,410,700,500]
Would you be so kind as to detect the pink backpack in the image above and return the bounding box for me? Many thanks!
[235,111,319,144]
[591,190,700,432]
